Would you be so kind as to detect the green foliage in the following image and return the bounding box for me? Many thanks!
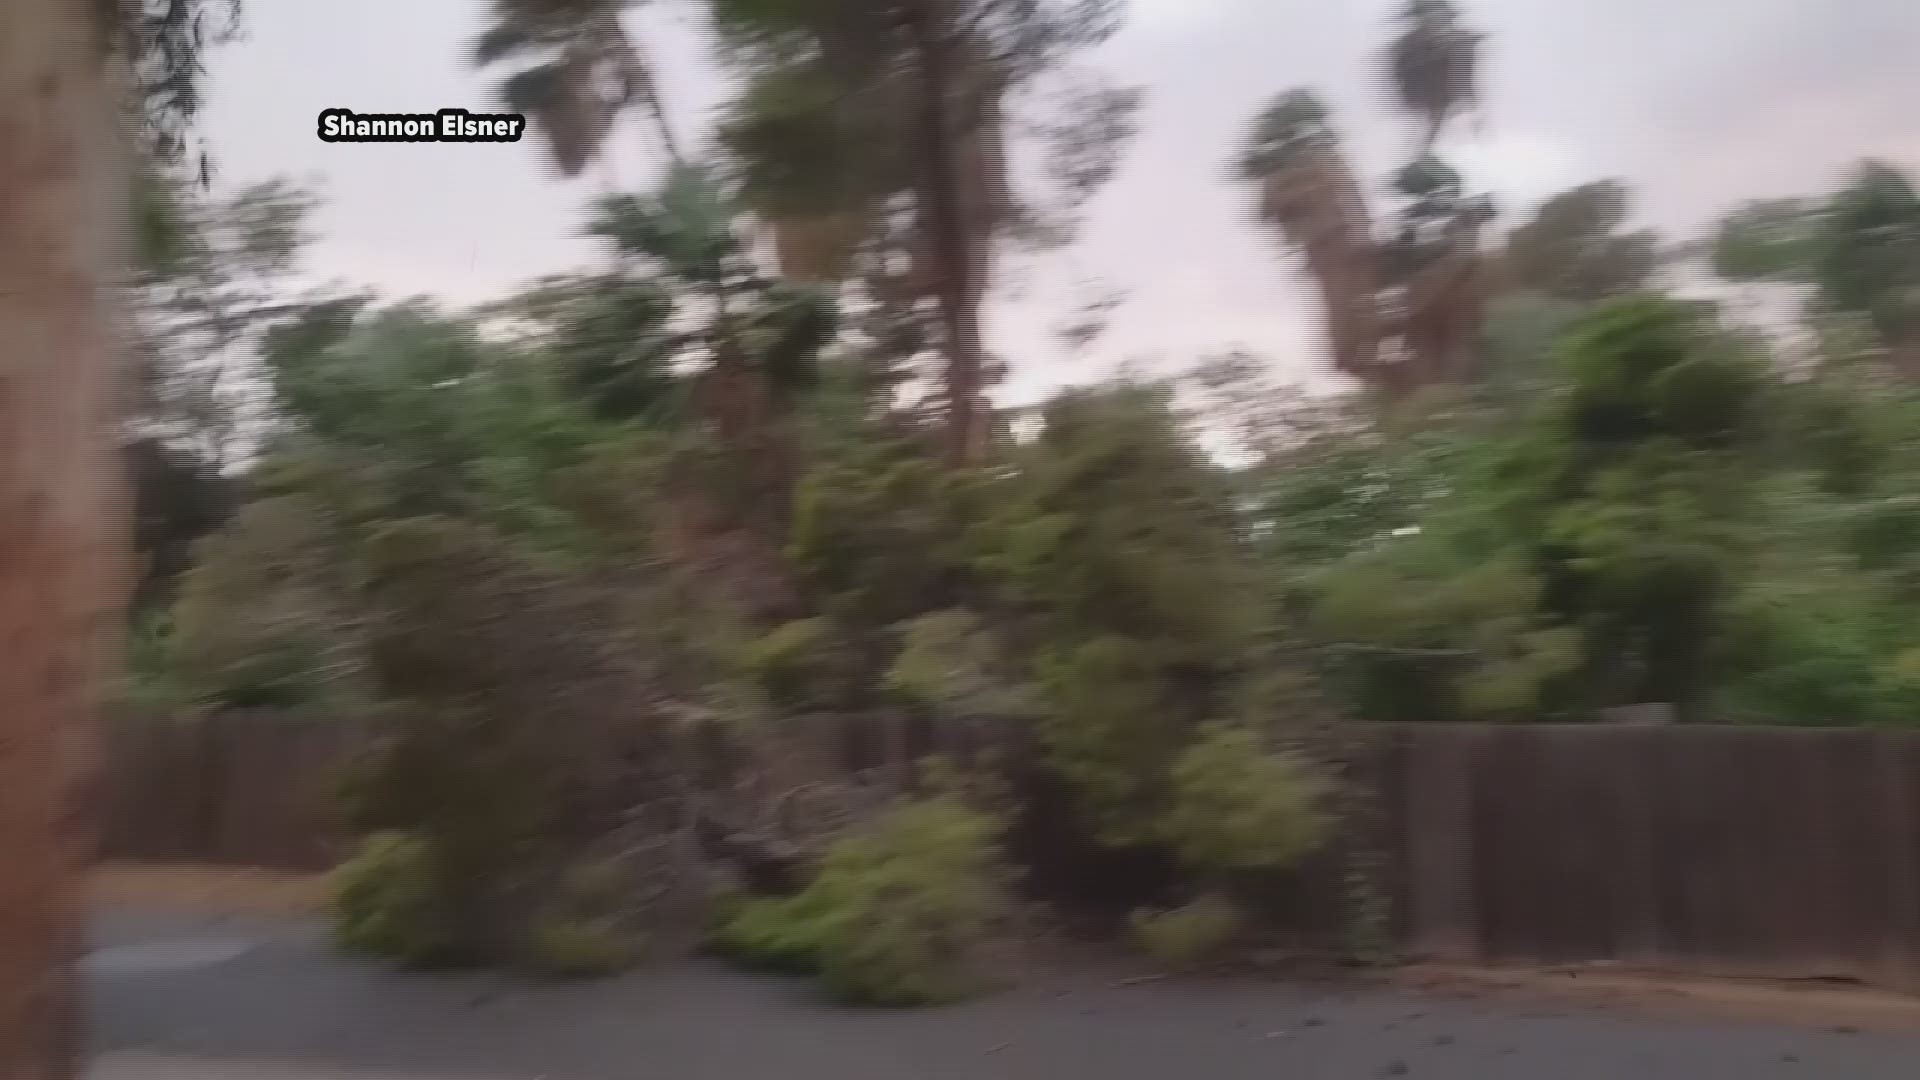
[330,833,455,965]
[522,858,647,978]
[1499,181,1658,303]
[120,612,191,714]
[1160,724,1332,876]
[496,273,680,423]
[524,918,642,979]
[593,165,743,288]
[711,797,1008,1006]
[1710,161,1920,365]
[789,442,986,627]
[1312,551,1580,722]
[1129,893,1245,971]
[742,617,862,712]
[167,496,356,712]
[1479,293,1590,400]
[1034,635,1182,846]
[884,609,1036,719]
[1506,298,1765,711]
[127,436,238,616]
[708,0,1134,259]
[709,894,831,975]
[1819,162,1920,351]
[1231,384,1506,567]
[1712,197,1824,283]
[985,385,1259,659]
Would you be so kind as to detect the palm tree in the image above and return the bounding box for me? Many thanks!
[588,165,838,527]
[1385,0,1482,154]
[708,0,1129,463]
[1382,1,1488,389]
[473,0,681,177]
[1237,91,1399,396]
[1,2,134,1075]
[1239,2,1492,399]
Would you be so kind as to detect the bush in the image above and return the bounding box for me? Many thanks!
[524,916,642,979]
[329,832,453,964]
[709,796,1008,1006]
[741,617,860,712]
[1130,893,1245,971]
[521,857,646,979]
[1161,723,1332,876]
[709,894,830,975]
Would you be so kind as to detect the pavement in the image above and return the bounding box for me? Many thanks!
[86,906,1920,1079]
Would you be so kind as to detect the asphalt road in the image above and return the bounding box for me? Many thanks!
[87,908,1920,1080]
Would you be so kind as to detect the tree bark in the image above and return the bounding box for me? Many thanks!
[0,2,129,1076]
[905,0,990,465]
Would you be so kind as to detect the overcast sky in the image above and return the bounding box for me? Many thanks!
[200,0,1920,400]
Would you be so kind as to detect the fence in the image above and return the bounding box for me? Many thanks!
[95,714,1920,990]
[101,709,350,871]
[1377,723,1920,991]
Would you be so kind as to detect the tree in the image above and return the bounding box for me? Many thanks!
[1,1,162,1073]
[121,178,320,613]
[1505,297,1765,714]
[1237,0,1492,400]
[1710,160,1920,378]
[709,0,1138,462]
[128,176,320,467]
[1385,0,1482,155]
[1496,181,1659,304]
[1237,92,1396,394]
[586,164,840,526]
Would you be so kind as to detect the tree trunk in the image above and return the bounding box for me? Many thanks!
[0,2,129,1076]
[596,9,683,169]
[905,0,990,465]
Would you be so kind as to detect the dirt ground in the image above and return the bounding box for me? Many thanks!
[89,864,327,917]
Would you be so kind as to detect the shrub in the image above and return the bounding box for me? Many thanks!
[1161,723,1332,877]
[1034,635,1183,847]
[709,796,1008,1006]
[524,916,641,979]
[521,857,646,978]
[329,832,453,964]
[1130,893,1245,971]
[709,894,829,975]
[169,495,357,712]
[741,617,860,712]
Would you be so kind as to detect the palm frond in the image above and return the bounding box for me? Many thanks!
[474,23,540,65]
[589,166,742,283]
[1385,0,1482,149]
[502,54,613,177]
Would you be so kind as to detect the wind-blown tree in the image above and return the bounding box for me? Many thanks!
[128,177,320,465]
[485,271,682,424]
[1496,181,1659,304]
[586,164,840,529]
[1237,0,1492,401]
[1385,0,1482,155]
[708,0,1140,462]
[1711,160,1920,378]
[473,0,681,176]
[1471,180,1659,397]
[1381,153,1495,390]
[1237,92,1396,394]
[121,178,323,615]
[1503,297,1767,715]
